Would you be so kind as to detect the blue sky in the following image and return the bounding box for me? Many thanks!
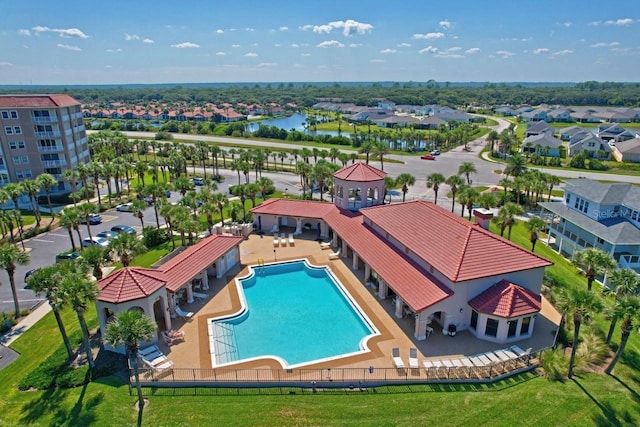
[1,0,639,85]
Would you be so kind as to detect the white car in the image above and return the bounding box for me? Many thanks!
[82,237,110,248]
[116,202,134,212]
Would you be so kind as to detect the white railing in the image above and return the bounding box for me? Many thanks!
[41,159,67,167]
[32,116,58,123]
[34,131,61,138]
[38,145,63,152]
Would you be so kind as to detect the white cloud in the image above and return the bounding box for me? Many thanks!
[465,47,480,54]
[171,42,200,48]
[413,32,445,40]
[215,51,226,56]
[231,44,241,48]
[274,43,281,47]
[143,38,154,44]
[313,24,333,34]
[317,40,345,48]
[216,29,224,34]
[329,19,373,36]
[349,43,362,48]
[495,50,515,58]
[33,26,88,38]
[291,43,300,48]
[300,24,314,31]
[418,46,438,54]
[18,29,30,36]
[398,42,412,47]
[380,48,396,54]
[106,48,123,53]
[439,20,452,29]
[369,59,385,63]
[244,52,258,57]
[605,18,633,26]
[563,22,572,27]
[552,49,573,56]
[533,47,550,54]
[124,33,139,41]
[245,27,255,32]
[591,41,620,48]
[0,61,14,66]
[57,44,81,51]
[256,62,277,67]
[418,46,463,58]
[279,26,288,31]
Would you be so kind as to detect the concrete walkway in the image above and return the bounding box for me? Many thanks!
[0,301,52,346]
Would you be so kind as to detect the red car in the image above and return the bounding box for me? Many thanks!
[420,154,436,160]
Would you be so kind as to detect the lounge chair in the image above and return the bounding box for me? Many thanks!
[319,239,333,249]
[175,306,194,319]
[409,348,419,369]
[392,347,405,369]
[162,330,185,345]
[288,233,294,245]
[139,345,160,357]
[192,291,208,302]
[273,234,279,247]
[280,233,287,246]
[328,248,341,260]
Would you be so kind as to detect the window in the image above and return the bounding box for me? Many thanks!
[5,126,13,135]
[565,194,571,204]
[10,111,17,119]
[16,170,32,179]
[485,318,499,337]
[9,141,25,150]
[1,111,17,119]
[520,316,531,335]
[597,237,605,244]
[1,111,7,119]
[13,156,21,165]
[13,126,21,135]
[507,320,518,338]
[470,310,478,330]
[583,201,589,213]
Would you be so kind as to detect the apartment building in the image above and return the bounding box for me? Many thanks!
[0,94,90,192]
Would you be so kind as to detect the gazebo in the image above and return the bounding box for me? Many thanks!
[333,162,386,211]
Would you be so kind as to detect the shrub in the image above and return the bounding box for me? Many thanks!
[142,226,171,247]
[540,347,569,382]
[18,346,90,390]
[575,328,610,371]
[155,131,173,141]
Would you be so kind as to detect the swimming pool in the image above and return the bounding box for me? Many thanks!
[208,259,379,368]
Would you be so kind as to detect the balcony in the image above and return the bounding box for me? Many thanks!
[31,115,58,123]
[41,159,67,167]
[34,131,61,138]
[38,145,63,153]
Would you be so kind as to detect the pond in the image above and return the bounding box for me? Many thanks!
[247,113,342,137]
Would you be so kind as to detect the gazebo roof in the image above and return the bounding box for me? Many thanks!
[97,267,166,304]
[468,280,541,318]
[333,162,387,182]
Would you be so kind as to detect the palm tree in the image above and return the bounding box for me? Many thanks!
[558,287,603,378]
[486,130,499,154]
[37,173,59,224]
[572,248,617,291]
[77,202,98,243]
[546,174,561,202]
[426,173,446,205]
[61,261,99,369]
[603,268,640,344]
[493,202,524,239]
[605,295,640,375]
[371,141,391,170]
[445,175,465,213]
[525,217,547,252]
[0,243,30,318]
[104,310,156,414]
[463,187,481,221]
[172,176,193,197]
[109,232,147,267]
[88,162,104,210]
[82,246,108,280]
[358,141,374,164]
[296,161,312,199]
[395,173,416,203]
[21,179,41,227]
[457,162,477,185]
[504,152,528,177]
[58,207,81,251]
[26,265,74,360]
[4,182,23,212]
[63,169,79,207]
[212,193,229,225]
[130,199,147,228]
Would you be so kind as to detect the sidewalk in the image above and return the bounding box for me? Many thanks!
[0,301,52,346]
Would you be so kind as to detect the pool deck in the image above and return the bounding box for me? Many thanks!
[157,230,560,371]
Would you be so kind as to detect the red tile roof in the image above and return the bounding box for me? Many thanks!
[250,198,336,219]
[158,235,243,292]
[0,94,80,108]
[469,280,541,318]
[97,267,166,304]
[333,162,387,182]
[361,201,552,282]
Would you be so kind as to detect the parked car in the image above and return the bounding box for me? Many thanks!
[137,194,154,205]
[110,224,137,235]
[24,268,38,282]
[95,230,118,240]
[192,177,204,186]
[82,237,110,248]
[55,251,81,263]
[116,202,134,212]
[430,149,440,155]
[420,154,436,160]
[80,213,103,225]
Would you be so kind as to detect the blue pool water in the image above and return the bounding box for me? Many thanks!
[210,260,377,367]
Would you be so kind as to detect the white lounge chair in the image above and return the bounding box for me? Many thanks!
[392,347,405,369]
[409,348,419,369]
[288,233,295,245]
[139,345,160,357]
[328,248,341,260]
[273,234,279,247]
[319,239,333,249]
[175,306,194,319]
[192,291,208,302]
[280,233,287,246]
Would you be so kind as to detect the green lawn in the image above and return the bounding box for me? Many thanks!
[0,216,638,425]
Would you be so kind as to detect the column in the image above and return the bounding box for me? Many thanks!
[364,264,371,284]
[377,279,387,299]
[169,293,177,318]
[395,296,403,319]
[163,295,173,331]
[352,252,358,270]
[216,259,223,279]
[186,285,194,304]
[295,218,302,235]
[341,240,348,257]
[202,271,210,291]
[414,316,426,341]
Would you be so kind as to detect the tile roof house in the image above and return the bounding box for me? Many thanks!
[569,134,613,159]
[614,138,640,163]
[539,178,640,277]
[252,162,552,344]
[522,133,563,157]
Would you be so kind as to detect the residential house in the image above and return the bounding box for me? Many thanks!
[597,123,637,143]
[614,138,640,163]
[522,133,563,157]
[558,125,590,142]
[569,134,613,159]
[519,109,549,122]
[525,121,552,137]
[547,108,572,122]
[539,178,640,275]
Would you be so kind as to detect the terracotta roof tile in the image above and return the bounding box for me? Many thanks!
[333,162,387,182]
[0,94,80,108]
[469,280,541,318]
[251,198,336,219]
[361,201,552,282]
[97,267,166,304]
[158,235,243,292]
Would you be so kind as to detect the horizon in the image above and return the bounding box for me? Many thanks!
[2,0,640,85]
